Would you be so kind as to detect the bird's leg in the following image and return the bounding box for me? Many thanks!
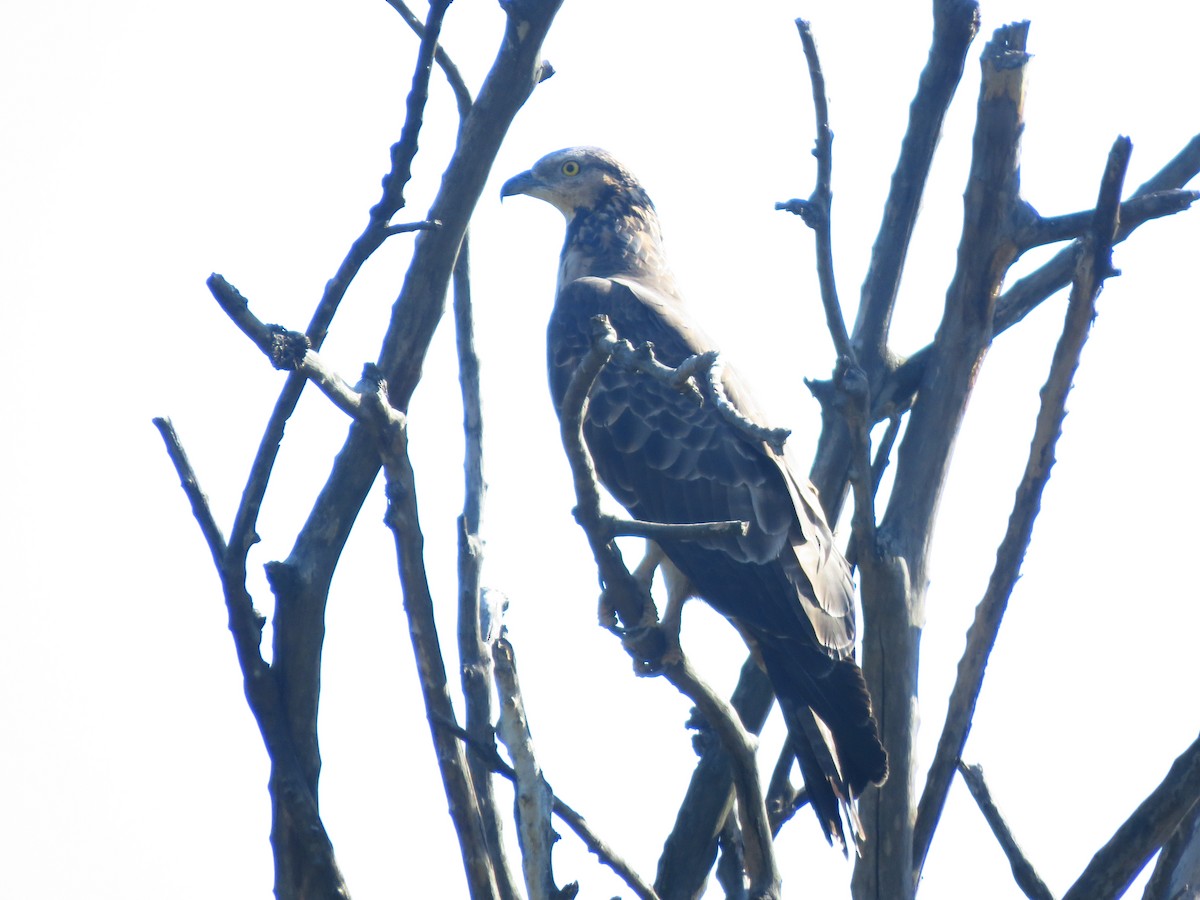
[617,541,691,668]
[657,555,694,666]
[632,540,665,592]
[598,540,662,635]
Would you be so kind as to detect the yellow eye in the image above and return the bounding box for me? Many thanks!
[561,161,580,176]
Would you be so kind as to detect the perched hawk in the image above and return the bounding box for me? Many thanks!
[501,147,887,846]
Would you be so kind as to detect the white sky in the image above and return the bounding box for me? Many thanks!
[3,1,1198,898]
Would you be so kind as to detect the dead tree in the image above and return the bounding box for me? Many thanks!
[156,2,1200,899]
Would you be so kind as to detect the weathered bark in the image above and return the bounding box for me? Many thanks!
[852,22,1031,900]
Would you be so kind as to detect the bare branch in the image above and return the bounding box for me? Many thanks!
[1013,190,1199,252]
[222,0,467,596]
[382,218,443,237]
[715,815,748,899]
[776,18,853,365]
[205,293,503,898]
[454,235,519,900]
[810,0,981,537]
[656,658,774,900]
[371,0,453,224]
[357,372,500,900]
[912,134,1132,885]
[1141,797,1200,900]
[881,148,1199,430]
[852,0,981,359]
[957,762,1054,900]
[493,638,578,900]
[1063,733,1200,900]
[435,717,661,900]
[996,185,1197,335]
[856,24,1033,900]
[152,417,228,566]
[384,0,474,120]
[660,657,781,900]
[153,417,348,897]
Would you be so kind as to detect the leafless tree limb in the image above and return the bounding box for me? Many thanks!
[382,218,442,236]
[1142,797,1200,900]
[454,235,519,900]
[776,18,853,365]
[656,13,984,881]
[656,656,771,900]
[153,410,350,898]
[1013,190,1198,252]
[236,4,564,890]
[435,717,662,900]
[660,658,781,900]
[269,7,564,794]
[205,268,503,897]
[957,762,1054,900]
[375,400,502,900]
[850,0,981,364]
[853,23,1033,900]
[493,638,578,900]
[372,0,453,222]
[715,814,748,899]
[384,0,473,120]
[887,181,1199,409]
[912,134,1133,884]
[1063,733,1200,900]
[152,418,228,565]
[179,12,472,889]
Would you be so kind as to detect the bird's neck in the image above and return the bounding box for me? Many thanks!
[558,197,677,293]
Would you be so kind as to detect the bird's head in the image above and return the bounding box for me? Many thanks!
[500,147,653,221]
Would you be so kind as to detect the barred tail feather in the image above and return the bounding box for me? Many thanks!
[760,643,888,846]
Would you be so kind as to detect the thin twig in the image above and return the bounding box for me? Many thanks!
[454,235,519,900]
[783,18,853,365]
[957,762,1054,900]
[382,218,442,237]
[912,135,1133,884]
[364,371,501,900]
[434,717,661,900]
[384,0,474,121]
[152,418,228,566]
[372,0,453,223]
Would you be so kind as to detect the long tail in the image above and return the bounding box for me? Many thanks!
[758,642,888,848]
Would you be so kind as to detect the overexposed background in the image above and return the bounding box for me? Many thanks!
[3,2,1197,897]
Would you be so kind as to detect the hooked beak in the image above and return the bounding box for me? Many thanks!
[500,169,539,201]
